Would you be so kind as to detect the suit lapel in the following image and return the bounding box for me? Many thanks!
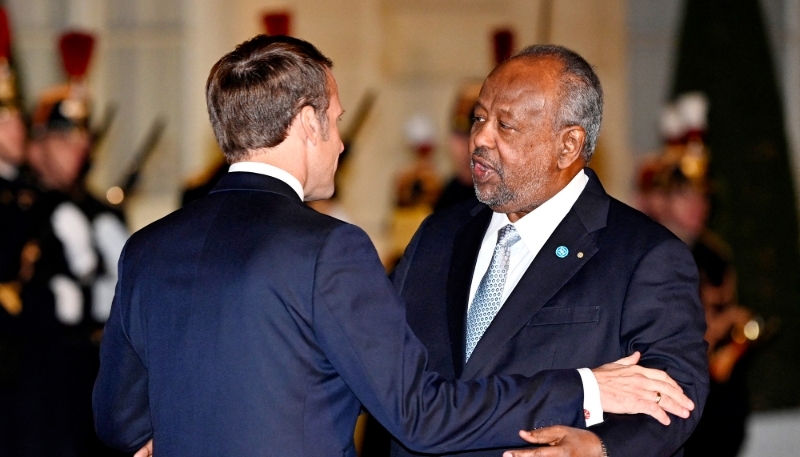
[461,169,610,380]
[446,205,492,378]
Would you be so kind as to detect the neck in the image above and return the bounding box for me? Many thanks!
[506,166,583,222]
[241,139,307,189]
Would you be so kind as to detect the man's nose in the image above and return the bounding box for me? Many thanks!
[470,122,494,151]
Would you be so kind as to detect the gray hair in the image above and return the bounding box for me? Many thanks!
[510,44,603,162]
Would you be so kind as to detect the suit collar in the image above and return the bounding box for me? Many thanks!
[573,167,609,233]
[209,171,303,203]
[459,168,610,379]
[228,162,305,200]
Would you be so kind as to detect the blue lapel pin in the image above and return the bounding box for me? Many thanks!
[555,246,569,258]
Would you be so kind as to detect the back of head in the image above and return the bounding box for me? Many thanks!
[206,35,333,163]
[509,45,603,162]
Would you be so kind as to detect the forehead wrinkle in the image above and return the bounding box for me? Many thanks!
[488,89,547,125]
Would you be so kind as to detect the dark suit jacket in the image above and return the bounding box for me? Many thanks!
[92,171,590,457]
[391,169,709,457]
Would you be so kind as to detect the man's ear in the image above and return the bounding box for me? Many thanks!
[557,126,586,169]
[298,105,321,147]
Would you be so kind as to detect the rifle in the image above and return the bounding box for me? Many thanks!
[340,90,377,161]
[105,116,166,205]
[90,103,117,153]
[332,90,376,198]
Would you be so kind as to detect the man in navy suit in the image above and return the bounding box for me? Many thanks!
[390,46,709,457]
[92,36,694,457]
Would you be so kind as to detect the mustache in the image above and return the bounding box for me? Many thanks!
[471,147,501,174]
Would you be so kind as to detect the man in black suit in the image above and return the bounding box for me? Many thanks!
[390,45,708,457]
[93,36,694,457]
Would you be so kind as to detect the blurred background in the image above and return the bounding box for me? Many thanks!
[1,0,800,456]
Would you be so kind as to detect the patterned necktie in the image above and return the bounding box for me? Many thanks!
[465,224,521,361]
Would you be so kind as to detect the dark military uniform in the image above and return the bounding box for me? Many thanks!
[0,167,39,457]
[684,232,751,457]
[0,4,32,449]
[10,187,127,457]
[1,166,38,282]
[2,28,130,457]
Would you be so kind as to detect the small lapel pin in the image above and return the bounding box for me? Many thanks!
[577,252,584,259]
[555,246,569,258]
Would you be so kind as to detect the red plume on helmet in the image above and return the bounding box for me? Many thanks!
[31,31,96,133]
[0,8,12,61]
[0,7,18,110]
[492,29,515,66]
[59,31,96,80]
[262,11,291,36]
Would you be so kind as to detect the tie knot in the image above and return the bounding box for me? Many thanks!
[496,224,520,248]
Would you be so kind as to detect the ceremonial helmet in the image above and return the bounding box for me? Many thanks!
[31,31,96,137]
[0,7,20,117]
[652,92,711,193]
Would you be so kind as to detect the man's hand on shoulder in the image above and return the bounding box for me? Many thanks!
[593,352,695,425]
[503,426,603,457]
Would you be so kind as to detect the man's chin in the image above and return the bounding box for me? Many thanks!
[479,186,527,213]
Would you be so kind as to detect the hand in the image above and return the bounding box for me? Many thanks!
[133,439,153,457]
[592,351,694,425]
[502,426,603,457]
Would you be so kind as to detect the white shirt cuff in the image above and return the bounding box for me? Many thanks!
[577,368,604,427]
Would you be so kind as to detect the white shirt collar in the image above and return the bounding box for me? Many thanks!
[228,161,305,201]
[485,169,589,254]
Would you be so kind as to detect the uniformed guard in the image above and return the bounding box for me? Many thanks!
[0,7,37,456]
[10,30,128,456]
[643,93,768,457]
[0,5,36,300]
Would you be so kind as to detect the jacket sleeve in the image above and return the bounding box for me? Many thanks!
[313,224,586,454]
[92,245,153,452]
[592,238,710,457]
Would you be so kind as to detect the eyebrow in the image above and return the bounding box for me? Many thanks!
[497,107,520,121]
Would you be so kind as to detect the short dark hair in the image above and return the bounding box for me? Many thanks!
[206,35,333,162]
[510,45,603,162]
